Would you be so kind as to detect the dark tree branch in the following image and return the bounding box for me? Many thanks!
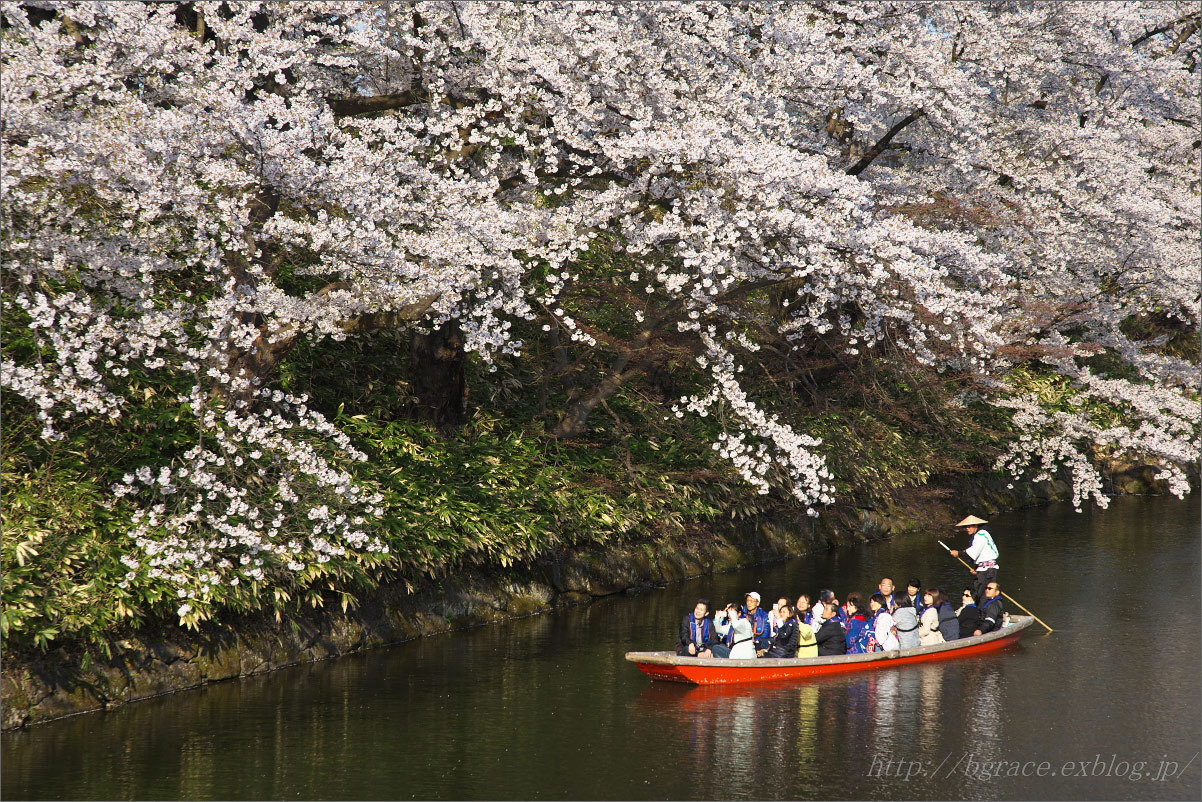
[328,91,422,117]
[1131,13,1201,47]
[229,288,440,402]
[846,108,925,176]
[550,354,645,439]
[550,326,656,438]
[1170,19,1200,53]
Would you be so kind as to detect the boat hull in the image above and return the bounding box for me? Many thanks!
[627,615,1035,684]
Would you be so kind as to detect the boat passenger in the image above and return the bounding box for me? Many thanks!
[956,588,980,639]
[768,596,791,636]
[877,578,899,612]
[893,595,921,650]
[841,591,860,621]
[813,589,847,630]
[974,582,1005,636]
[813,602,847,656]
[766,605,801,658]
[795,594,814,627]
[844,593,872,654]
[744,592,772,655]
[869,592,900,651]
[905,579,923,614]
[918,590,945,646]
[949,515,1000,605]
[796,614,818,658]
[677,599,715,657]
[932,588,959,642]
[811,590,830,628]
[713,602,756,659]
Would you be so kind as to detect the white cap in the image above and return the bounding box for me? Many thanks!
[745,591,761,602]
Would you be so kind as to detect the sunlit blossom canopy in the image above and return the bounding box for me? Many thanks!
[2,1,1197,628]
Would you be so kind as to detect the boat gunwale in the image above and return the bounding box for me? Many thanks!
[625,614,1035,668]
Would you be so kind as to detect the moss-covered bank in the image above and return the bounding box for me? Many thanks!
[9,463,1174,731]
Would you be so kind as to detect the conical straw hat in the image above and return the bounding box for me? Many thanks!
[956,515,989,527]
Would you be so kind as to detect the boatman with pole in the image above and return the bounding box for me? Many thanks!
[948,515,999,605]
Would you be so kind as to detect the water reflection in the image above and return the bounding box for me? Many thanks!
[3,495,1198,801]
[631,656,1016,800]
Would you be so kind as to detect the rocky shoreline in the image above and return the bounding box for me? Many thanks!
[0,462,1174,730]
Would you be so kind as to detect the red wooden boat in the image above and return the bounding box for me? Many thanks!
[626,614,1035,684]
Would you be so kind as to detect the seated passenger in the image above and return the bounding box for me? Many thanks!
[844,593,872,654]
[893,595,921,650]
[713,602,757,659]
[677,599,715,657]
[918,590,945,646]
[975,582,1005,636]
[869,592,900,651]
[814,589,846,629]
[956,588,981,639]
[796,614,818,658]
[877,577,899,612]
[905,578,924,614]
[766,605,800,658]
[933,588,959,642]
[795,594,814,627]
[814,601,847,656]
[743,592,773,655]
[768,596,791,636]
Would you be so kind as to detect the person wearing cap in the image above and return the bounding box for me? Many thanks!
[949,515,1000,605]
[743,591,772,656]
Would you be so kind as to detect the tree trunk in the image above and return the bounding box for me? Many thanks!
[227,289,439,406]
[410,320,467,427]
[550,327,655,438]
[550,354,640,438]
[547,319,577,393]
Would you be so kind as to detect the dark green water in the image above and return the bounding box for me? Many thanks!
[3,495,1199,800]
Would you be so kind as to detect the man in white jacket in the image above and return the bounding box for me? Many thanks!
[949,515,1000,605]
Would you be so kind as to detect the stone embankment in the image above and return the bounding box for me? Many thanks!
[1,463,1172,730]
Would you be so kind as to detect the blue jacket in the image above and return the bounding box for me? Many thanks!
[743,606,772,652]
[937,603,960,642]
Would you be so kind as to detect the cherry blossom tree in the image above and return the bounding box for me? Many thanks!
[3,1,1197,625]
